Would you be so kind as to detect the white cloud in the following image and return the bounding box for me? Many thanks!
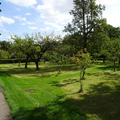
[96,0,120,27]
[36,0,73,33]
[14,16,27,22]
[6,0,37,7]
[29,26,38,30]
[14,16,35,26]
[36,0,120,34]
[0,16,15,26]
[25,13,31,16]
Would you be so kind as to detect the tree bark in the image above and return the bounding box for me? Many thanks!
[25,61,28,69]
[103,57,105,64]
[113,60,116,72]
[119,58,120,64]
[35,60,39,70]
[25,57,28,69]
[79,72,83,93]
[18,59,21,67]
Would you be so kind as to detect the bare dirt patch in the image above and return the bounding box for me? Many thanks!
[25,89,35,93]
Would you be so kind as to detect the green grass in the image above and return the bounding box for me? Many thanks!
[0,62,120,120]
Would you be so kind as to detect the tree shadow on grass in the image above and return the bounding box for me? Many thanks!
[87,71,120,81]
[13,82,120,120]
[103,72,120,80]
[4,65,79,76]
[97,65,120,71]
[13,96,86,120]
[50,78,79,87]
[97,65,113,70]
[66,82,120,120]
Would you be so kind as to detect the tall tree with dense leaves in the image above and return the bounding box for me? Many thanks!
[64,0,105,48]
[11,36,25,66]
[33,33,57,70]
[0,2,2,36]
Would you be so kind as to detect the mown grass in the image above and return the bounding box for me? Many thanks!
[0,62,120,120]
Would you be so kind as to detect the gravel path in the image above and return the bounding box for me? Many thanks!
[0,88,13,120]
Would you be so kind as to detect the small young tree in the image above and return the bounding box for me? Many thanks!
[48,51,68,73]
[108,39,120,72]
[72,49,91,93]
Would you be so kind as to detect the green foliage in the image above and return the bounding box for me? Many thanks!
[0,50,10,59]
[64,0,105,48]
[71,49,91,92]
[72,49,91,71]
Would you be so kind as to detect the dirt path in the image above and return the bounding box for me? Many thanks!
[0,88,13,120]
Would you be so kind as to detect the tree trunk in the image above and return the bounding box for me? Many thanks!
[25,57,28,69]
[18,60,21,67]
[113,60,116,72]
[82,68,86,80]
[35,60,39,70]
[79,72,83,93]
[58,65,61,73]
[103,57,105,64]
[44,59,46,64]
[119,58,120,64]
[82,2,87,49]
[25,61,28,69]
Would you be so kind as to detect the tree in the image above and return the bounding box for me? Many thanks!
[105,25,120,40]
[33,33,56,70]
[11,36,25,66]
[11,34,34,69]
[23,34,35,69]
[107,39,120,72]
[0,50,10,59]
[0,41,11,51]
[63,34,82,56]
[64,0,105,48]
[71,49,91,92]
[44,40,69,73]
[0,2,1,36]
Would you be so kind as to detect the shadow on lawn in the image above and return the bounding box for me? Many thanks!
[4,65,79,76]
[50,78,79,87]
[88,71,120,81]
[13,82,120,120]
[104,72,120,80]
[97,65,120,71]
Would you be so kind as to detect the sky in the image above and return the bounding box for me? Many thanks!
[0,0,120,41]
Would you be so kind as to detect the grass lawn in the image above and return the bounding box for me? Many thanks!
[0,62,120,120]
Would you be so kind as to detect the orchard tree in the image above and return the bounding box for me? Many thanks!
[45,40,69,73]
[0,41,11,51]
[23,34,35,69]
[12,34,35,69]
[64,0,105,48]
[0,50,9,59]
[72,49,91,92]
[108,39,120,72]
[11,36,25,66]
[48,51,68,73]
[105,25,120,40]
[33,33,57,70]
[63,34,83,55]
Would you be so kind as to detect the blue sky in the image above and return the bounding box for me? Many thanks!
[0,0,120,41]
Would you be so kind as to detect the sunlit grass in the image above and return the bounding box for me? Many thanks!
[0,62,120,120]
